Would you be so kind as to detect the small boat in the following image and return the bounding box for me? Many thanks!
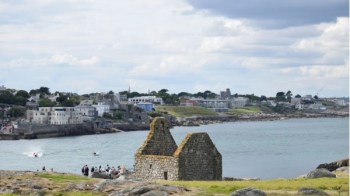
[33,153,38,157]
[93,152,100,156]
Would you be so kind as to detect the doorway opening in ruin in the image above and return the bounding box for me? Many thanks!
[164,171,168,180]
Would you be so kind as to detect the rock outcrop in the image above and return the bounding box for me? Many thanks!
[298,187,329,195]
[230,187,267,196]
[306,168,336,178]
[316,158,349,172]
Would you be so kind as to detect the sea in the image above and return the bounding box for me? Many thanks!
[0,117,348,179]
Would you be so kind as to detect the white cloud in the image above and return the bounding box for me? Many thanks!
[50,54,99,66]
[0,0,348,96]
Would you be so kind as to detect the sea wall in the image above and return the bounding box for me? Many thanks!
[13,122,96,139]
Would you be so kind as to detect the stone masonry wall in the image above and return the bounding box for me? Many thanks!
[136,117,177,156]
[134,155,179,180]
[135,117,222,181]
[176,132,222,180]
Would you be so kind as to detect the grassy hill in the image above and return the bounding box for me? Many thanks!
[155,106,218,117]
[160,177,349,195]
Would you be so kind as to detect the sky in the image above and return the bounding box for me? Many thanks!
[0,0,348,97]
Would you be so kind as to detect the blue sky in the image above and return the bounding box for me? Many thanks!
[0,0,348,97]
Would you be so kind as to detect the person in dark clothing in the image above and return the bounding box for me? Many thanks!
[91,166,95,173]
[81,165,85,175]
[84,165,89,176]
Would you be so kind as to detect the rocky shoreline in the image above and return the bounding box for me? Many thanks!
[173,111,349,127]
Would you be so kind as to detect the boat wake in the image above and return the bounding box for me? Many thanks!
[23,150,44,158]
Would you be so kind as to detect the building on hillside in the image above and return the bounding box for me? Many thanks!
[136,102,154,112]
[290,98,302,109]
[231,97,249,108]
[0,85,6,91]
[199,99,230,112]
[27,107,85,125]
[220,88,231,100]
[92,102,110,117]
[79,100,94,106]
[26,100,39,110]
[47,93,59,102]
[28,94,40,103]
[308,103,326,111]
[134,117,222,181]
[73,100,97,121]
[179,98,201,107]
[128,96,163,105]
[302,95,313,101]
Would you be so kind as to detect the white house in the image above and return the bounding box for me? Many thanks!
[199,99,230,112]
[231,97,249,108]
[128,96,163,105]
[92,102,110,117]
[27,107,85,125]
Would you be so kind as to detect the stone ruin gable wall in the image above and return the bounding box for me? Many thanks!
[174,132,222,180]
[136,117,177,156]
[134,155,179,180]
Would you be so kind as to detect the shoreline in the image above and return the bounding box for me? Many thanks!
[173,112,349,127]
[0,112,348,140]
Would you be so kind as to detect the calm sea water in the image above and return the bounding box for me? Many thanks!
[0,118,348,179]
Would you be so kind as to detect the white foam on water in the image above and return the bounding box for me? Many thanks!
[23,147,44,158]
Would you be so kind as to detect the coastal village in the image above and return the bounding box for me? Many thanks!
[0,85,348,138]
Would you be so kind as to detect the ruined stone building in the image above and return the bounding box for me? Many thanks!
[134,117,222,180]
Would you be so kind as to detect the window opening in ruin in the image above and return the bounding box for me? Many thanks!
[149,164,152,169]
[164,172,168,180]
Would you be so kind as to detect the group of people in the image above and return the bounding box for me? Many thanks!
[81,164,127,178]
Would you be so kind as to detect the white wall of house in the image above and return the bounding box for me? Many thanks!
[231,97,249,108]
[128,96,163,105]
[28,107,85,125]
[92,102,110,117]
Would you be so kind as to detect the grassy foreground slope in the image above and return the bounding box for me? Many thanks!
[156,106,218,117]
[160,177,349,195]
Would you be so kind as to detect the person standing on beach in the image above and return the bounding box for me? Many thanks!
[84,165,89,176]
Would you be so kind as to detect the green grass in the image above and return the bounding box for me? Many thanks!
[226,106,261,115]
[53,192,104,196]
[156,106,218,117]
[159,178,349,195]
[38,173,92,183]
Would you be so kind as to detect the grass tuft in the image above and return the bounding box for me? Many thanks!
[38,173,91,183]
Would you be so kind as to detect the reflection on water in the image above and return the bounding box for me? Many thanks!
[0,118,348,179]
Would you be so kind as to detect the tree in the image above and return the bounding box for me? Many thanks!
[158,89,169,94]
[9,107,26,117]
[260,95,267,102]
[295,94,301,98]
[314,95,319,100]
[56,94,68,104]
[39,87,50,95]
[204,90,217,99]
[0,90,15,104]
[15,90,30,99]
[286,90,293,102]
[177,92,192,97]
[276,92,286,101]
[108,90,114,95]
[62,99,75,107]
[39,98,56,107]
